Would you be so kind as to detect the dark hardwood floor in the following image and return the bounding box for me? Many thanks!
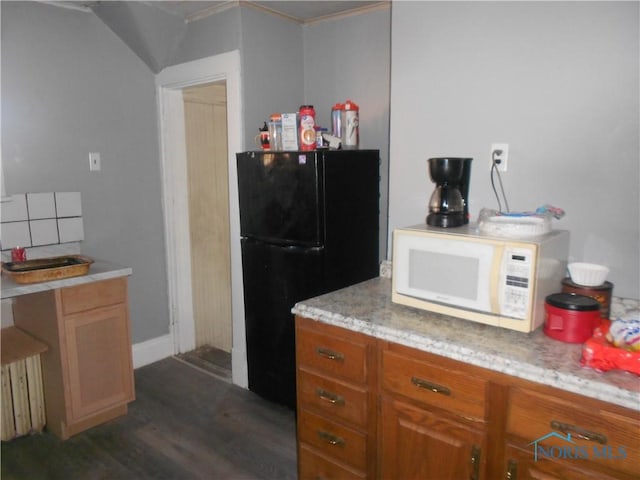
[176,345,233,383]
[1,356,298,480]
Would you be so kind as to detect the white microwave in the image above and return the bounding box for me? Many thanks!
[392,224,570,332]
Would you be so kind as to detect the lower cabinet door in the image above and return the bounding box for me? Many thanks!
[380,397,486,480]
[63,303,134,421]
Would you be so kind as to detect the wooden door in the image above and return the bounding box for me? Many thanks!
[183,82,232,352]
[380,397,486,480]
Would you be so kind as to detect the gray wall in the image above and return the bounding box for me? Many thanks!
[1,1,388,347]
[164,4,305,151]
[238,6,305,148]
[169,6,241,68]
[6,1,634,350]
[388,1,639,299]
[92,1,188,73]
[1,1,170,342]
[304,7,391,259]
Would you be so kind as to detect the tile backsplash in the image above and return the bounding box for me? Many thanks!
[1,192,84,258]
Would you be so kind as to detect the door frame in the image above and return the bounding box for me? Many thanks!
[155,51,247,387]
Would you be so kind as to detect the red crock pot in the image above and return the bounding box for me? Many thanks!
[544,293,601,343]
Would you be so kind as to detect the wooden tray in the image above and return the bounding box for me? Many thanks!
[1,255,94,284]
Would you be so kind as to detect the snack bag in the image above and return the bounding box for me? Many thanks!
[581,317,640,375]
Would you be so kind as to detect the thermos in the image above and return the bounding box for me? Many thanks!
[331,103,343,139]
[341,100,359,149]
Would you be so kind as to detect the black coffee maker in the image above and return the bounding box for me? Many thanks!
[426,157,472,228]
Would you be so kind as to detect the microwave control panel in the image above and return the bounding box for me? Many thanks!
[500,246,534,319]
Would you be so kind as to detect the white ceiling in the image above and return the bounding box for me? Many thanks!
[51,1,387,23]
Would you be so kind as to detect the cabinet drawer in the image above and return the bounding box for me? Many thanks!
[507,387,640,478]
[299,444,366,480]
[298,369,368,427]
[381,348,487,421]
[504,444,622,480]
[298,408,367,471]
[296,318,368,383]
[60,278,127,315]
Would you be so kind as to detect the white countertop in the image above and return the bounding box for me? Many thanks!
[1,259,132,299]
[292,277,640,411]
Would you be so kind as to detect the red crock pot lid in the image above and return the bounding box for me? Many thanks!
[545,293,600,311]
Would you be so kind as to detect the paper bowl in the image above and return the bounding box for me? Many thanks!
[568,262,609,287]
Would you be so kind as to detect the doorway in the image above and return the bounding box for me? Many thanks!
[156,51,248,388]
[181,82,232,377]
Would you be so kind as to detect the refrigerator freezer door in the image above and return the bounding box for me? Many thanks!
[241,238,325,409]
[237,151,323,246]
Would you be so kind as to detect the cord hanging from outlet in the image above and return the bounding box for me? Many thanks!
[490,148,510,213]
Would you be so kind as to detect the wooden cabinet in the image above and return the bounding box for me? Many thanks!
[13,277,135,439]
[295,315,640,480]
[380,398,485,479]
[504,384,640,480]
[379,343,488,480]
[295,316,377,479]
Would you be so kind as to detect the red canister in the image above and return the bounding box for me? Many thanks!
[299,105,316,151]
[544,293,601,343]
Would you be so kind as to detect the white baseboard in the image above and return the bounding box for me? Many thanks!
[231,346,248,388]
[132,333,174,369]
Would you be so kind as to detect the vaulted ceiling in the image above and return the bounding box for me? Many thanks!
[45,1,387,72]
[50,1,386,23]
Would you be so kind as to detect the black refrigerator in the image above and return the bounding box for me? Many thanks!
[237,149,380,409]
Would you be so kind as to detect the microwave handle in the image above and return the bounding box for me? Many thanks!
[489,244,505,314]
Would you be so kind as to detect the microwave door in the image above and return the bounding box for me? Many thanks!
[394,233,495,312]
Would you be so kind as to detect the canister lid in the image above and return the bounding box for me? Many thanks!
[545,293,600,311]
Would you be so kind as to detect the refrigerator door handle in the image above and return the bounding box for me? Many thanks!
[241,237,324,251]
[282,245,324,254]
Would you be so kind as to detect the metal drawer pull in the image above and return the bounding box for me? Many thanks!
[316,388,345,405]
[316,347,344,361]
[506,459,517,480]
[317,430,345,446]
[470,445,481,480]
[550,420,607,444]
[411,376,451,396]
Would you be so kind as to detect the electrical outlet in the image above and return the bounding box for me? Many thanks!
[89,152,101,171]
[490,143,508,172]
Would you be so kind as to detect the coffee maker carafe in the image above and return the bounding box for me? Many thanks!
[426,157,472,228]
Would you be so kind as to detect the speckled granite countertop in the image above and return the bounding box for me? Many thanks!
[1,259,132,299]
[292,277,640,412]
